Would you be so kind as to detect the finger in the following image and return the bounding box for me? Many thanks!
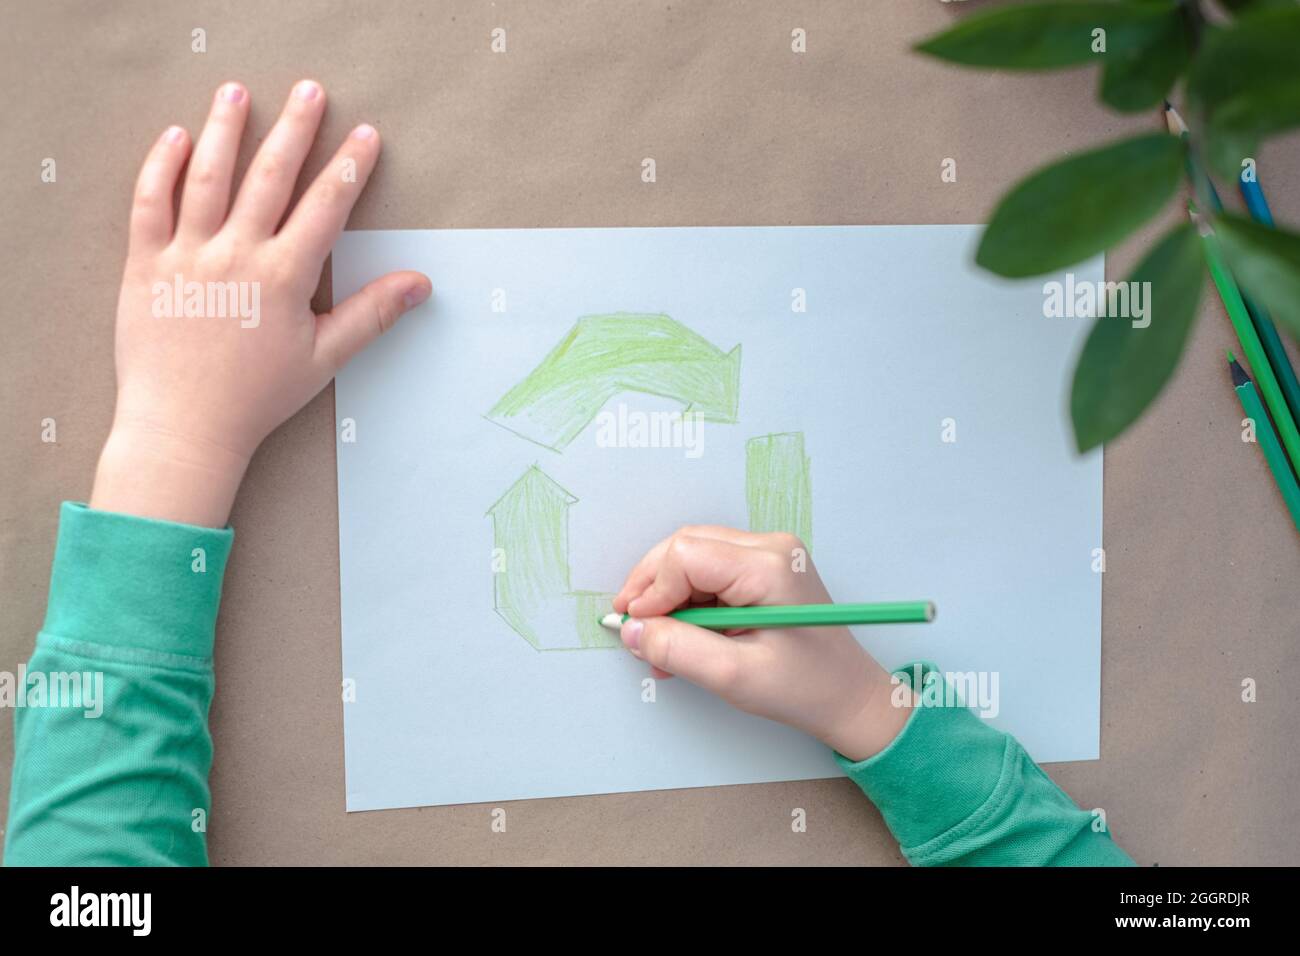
[618,585,715,617]
[613,537,710,613]
[227,79,326,235]
[614,526,758,608]
[313,270,432,374]
[626,536,780,619]
[613,537,674,611]
[128,126,191,254]
[624,616,743,695]
[175,82,250,239]
[614,526,776,611]
[277,124,380,267]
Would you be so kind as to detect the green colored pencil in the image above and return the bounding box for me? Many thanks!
[1229,352,1300,533]
[1236,168,1300,431]
[600,601,936,631]
[1193,205,1300,478]
[1166,104,1300,449]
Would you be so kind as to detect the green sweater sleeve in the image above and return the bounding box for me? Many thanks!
[836,662,1133,866]
[6,508,1126,868]
[4,502,232,866]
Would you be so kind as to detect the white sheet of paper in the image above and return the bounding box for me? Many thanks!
[332,225,1103,811]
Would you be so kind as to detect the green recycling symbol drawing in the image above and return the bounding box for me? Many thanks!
[486,312,812,651]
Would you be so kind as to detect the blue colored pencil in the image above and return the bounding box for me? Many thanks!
[1165,102,1300,436]
[1240,175,1274,227]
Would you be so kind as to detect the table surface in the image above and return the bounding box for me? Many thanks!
[2,0,1298,865]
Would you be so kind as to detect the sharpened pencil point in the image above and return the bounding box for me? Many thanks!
[1230,354,1250,388]
[600,612,624,630]
[1163,101,1188,137]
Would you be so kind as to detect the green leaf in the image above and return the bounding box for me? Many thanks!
[914,1,1180,71]
[976,133,1185,278]
[1099,8,1190,112]
[1187,9,1300,177]
[1215,213,1300,338]
[1204,86,1300,180]
[1070,223,1204,452]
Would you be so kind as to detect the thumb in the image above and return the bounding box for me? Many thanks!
[314,270,431,372]
[624,616,744,696]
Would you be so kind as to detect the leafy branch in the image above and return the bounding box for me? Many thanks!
[916,0,1300,452]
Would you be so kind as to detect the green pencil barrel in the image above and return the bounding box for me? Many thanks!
[1236,173,1300,431]
[1202,231,1300,478]
[1247,299,1300,435]
[670,601,935,629]
[1235,379,1300,533]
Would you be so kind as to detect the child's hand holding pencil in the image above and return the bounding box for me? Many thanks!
[612,527,916,762]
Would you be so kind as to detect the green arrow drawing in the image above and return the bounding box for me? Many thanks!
[487,313,742,451]
[746,432,813,550]
[487,433,813,653]
[487,465,619,651]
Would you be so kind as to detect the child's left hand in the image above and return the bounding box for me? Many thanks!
[91,80,431,527]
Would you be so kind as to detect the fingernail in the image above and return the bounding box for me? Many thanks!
[352,123,377,141]
[403,283,431,308]
[222,83,245,104]
[164,126,185,145]
[295,80,320,101]
[621,618,643,651]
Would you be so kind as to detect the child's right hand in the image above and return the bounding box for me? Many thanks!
[612,527,913,761]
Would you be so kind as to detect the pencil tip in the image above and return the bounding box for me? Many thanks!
[1230,356,1250,387]
[599,612,623,630]
[1163,102,1188,137]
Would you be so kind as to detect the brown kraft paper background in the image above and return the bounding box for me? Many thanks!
[1,1,1298,864]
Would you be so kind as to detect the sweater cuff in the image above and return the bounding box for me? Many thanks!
[41,502,234,659]
[834,662,1009,852]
